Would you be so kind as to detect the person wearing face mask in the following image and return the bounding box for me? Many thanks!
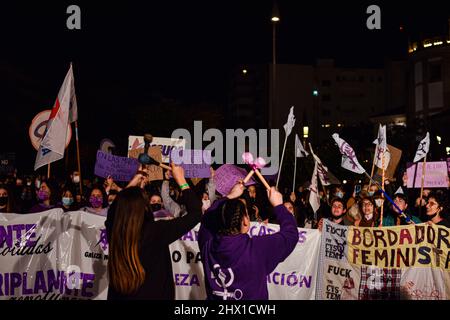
[108,189,119,206]
[201,192,211,214]
[354,196,379,227]
[425,190,450,227]
[81,187,108,216]
[29,181,58,213]
[58,188,79,212]
[318,198,352,231]
[0,185,16,213]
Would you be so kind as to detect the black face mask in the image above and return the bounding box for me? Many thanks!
[0,197,8,206]
[150,203,162,212]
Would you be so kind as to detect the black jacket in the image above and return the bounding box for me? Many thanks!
[105,188,202,300]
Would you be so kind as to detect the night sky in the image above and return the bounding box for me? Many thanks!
[1,1,450,174]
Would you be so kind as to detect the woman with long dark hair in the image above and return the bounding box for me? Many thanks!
[105,163,202,299]
[0,185,16,213]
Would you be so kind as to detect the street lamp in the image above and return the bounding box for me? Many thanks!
[270,1,280,129]
[303,126,309,149]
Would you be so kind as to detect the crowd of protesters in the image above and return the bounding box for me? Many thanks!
[0,163,449,300]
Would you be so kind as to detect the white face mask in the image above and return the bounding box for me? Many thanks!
[375,199,383,208]
[73,176,80,184]
[365,213,374,221]
[202,199,211,212]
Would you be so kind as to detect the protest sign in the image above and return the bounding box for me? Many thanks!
[170,149,211,178]
[0,153,15,175]
[94,150,139,182]
[128,135,185,163]
[376,144,402,180]
[127,146,164,181]
[214,164,256,196]
[406,161,449,188]
[316,220,450,300]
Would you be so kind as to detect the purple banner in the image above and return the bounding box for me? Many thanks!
[406,161,449,189]
[94,150,139,182]
[214,164,256,196]
[170,149,212,178]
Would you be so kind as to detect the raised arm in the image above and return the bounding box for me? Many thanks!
[156,163,202,244]
[252,187,298,273]
[161,173,182,218]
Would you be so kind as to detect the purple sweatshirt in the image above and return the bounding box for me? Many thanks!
[198,198,298,300]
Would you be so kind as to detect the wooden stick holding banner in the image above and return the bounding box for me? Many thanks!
[380,152,385,227]
[243,152,270,190]
[75,121,83,195]
[419,156,427,218]
[47,164,51,179]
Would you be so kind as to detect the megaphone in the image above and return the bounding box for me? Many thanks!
[138,134,171,171]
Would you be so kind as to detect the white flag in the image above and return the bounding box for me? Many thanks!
[309,143,331,186]
[309,161,321,213]
[373,125,390,170]
[35,64,77,170]
[283,106,296,137]
[295,134,309,158]
[413,132,430,163]
[332,133,366,174]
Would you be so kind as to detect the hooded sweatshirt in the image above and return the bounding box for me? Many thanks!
[198,197,298,300]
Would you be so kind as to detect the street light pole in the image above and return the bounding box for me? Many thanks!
[270,2,280,129]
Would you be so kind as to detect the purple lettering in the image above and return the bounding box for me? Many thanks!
[34,271,47,294]
[81,274,94,298]
[22,272,33,295]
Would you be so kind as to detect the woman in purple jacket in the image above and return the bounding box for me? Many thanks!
[198,181,298,300]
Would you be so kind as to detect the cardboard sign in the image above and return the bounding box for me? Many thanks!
[406,161,449,188]
[94,150,139,182]
[128,135,185,163]
[214,164,256,196]
[376,144,402,180]
[170,149,212,178]
[29,110,72,151]
[128,146,164,181]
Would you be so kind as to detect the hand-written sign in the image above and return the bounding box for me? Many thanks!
[94,150,139,182]
[170,149,212,178]
[127,146,164,181]
[406,161,449,188]
[214,164,256,196]
[128,136,185,163]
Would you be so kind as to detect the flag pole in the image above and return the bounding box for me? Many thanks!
[292,148,297,193]
[276,134,288,190]
[379,152,385,227]
[419,155,427,218]
[47,164,51,179]
[368,148,377,190]
[75,120,83,195]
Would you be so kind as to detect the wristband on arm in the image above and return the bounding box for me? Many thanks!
[179,183,190,190]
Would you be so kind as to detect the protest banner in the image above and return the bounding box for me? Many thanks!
[170,223,321,300]
[316,220,450,300]
[170,149,211,178]
[128,135,185,163]
[0,209,108,300]
[128,146,163,181]
[0,153,15,175]
[214,164,256,196]
[375,144,402,181]
[447,158,450,176]
[94,150,139,182]
[406,161,449,188]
